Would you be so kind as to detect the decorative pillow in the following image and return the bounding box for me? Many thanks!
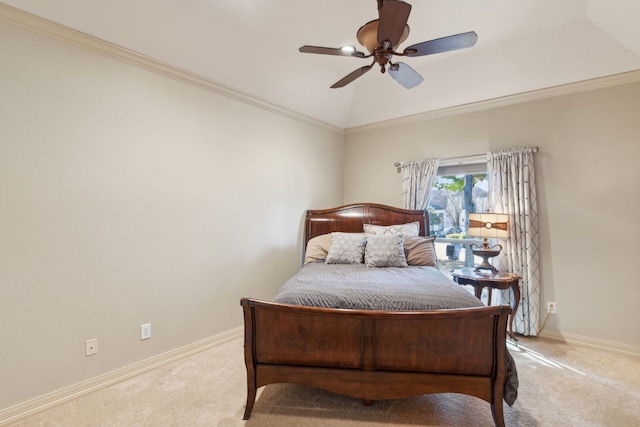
[325,233,367,264]
[304,233,333,264]
[364,234,408,268]
[363,221,420,237]
[403,236,438,267]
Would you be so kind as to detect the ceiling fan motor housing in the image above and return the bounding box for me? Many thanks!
[356,19,410,54]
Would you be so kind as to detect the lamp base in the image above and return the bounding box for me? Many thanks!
[471,240,502,274]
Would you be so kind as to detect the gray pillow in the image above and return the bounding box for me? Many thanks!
[403,236,438,267]
[325,233,367,264]
[364,234,408,268]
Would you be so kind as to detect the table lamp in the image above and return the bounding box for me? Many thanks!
[467,212,509,274]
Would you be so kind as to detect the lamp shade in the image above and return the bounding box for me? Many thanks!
[467,213,509,239]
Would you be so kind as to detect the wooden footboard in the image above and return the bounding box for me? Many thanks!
[241,298,511,427]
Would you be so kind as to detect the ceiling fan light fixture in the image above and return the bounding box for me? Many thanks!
[356,19,409,54]
[340,45,356,52]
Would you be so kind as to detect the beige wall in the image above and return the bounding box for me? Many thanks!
[0,22,344,408]
[344,82,640,351]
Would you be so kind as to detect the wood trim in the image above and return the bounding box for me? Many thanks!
[0,327,243,425]
[344,69,640,135]
[0,3,343,136]
[538,331,640,358]
[3,4,639,136]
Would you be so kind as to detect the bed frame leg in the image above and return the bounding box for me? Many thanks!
[491,400,505,427]
[242,383,257,420]
[363,399,373,406]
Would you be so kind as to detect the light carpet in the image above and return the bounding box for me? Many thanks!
[9,336,640,426]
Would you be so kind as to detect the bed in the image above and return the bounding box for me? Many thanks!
[241,203,517,427]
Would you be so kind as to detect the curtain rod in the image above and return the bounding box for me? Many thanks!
[394,147,538,167]
[394,153,484,168]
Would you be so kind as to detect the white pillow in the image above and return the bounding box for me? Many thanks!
[325,233,367,264]
[364,234,408,268]
[363,221,420,237]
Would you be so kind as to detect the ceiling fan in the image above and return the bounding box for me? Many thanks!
[299,0,477,89]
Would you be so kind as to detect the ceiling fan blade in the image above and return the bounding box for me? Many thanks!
[330,65,373,88]
[388,62,423,89]
[299,45,366,58]
[403,31,478,57]
[377,0,412,47]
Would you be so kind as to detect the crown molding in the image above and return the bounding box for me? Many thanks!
[0,4,343,136]
[345,69,640,135]
[3,4,640,139]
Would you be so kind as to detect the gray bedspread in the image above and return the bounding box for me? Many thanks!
[274,262,484,310]
[273,261,519,406]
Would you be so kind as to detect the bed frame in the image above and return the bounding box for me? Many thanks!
[241,203,511,427]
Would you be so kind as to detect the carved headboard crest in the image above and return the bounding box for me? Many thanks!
[304,203,429,246]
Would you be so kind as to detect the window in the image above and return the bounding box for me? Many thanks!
[427,156,487,272]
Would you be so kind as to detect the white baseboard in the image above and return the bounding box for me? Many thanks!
[2,327,637,425]
[0,327,244,426]
[538,330,640,358]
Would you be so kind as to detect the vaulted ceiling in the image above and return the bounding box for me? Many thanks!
[4,0,640,129]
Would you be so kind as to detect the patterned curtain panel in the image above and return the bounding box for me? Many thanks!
[488,147,540,336]
[400,158,440,210]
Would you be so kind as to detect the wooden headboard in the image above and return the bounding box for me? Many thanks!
[304,203,429,246]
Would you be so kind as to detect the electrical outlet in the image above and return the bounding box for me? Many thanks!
[85,338,97,356]
[547,301,557,314]
[141,323,151,340]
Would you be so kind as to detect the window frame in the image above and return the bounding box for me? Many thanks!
[428,156,488,269]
